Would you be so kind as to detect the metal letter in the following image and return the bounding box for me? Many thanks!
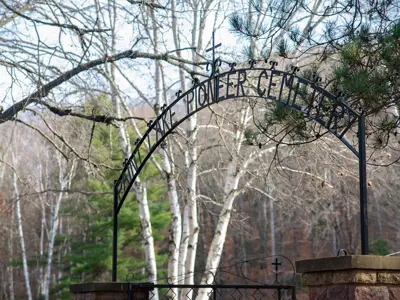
[236,70,247,97]
[186,90,194,115]
[257,70,267,97]
[226,70,236,99]
[217,74,226,101]
[207,79,215,103]
[267,71,277,100]
[198,83,208,106]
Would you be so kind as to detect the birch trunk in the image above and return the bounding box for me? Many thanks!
[39,200,46,296]
[170,0,186,92]
[292,1,334,65]
[135,179,158,299]
[37,162,46,297]
[44,155,76,300]
[8,208,15,300]
[58,218,63,280]
[114,97,157,288]
[120,104,159,292]
[166,174,182,286]
[200,164,240,278]
[108,32,129,157]
[197,108,284,300]
[11,153,32,300]
[179,196,189,282]
[375,194,383,238]
[237,219,251,300]
[182,0,215,289]
[183,138,198,287]
[170,0,189,285]
[183,17,199,288]
[101,1,158,288]
[279,210,284,256]
[269,197,276,256]
[0,164,4,186]
[238,197,248,278]
[259,198,267,258]
[198,185,241,300]
[198,108,250,299]
[184,87,199,288]
[111,73,157,288]
[164,161,181,281]
[117,85,159,291]
[149,2,181,290]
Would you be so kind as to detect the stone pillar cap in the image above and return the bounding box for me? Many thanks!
[296,255,400,273]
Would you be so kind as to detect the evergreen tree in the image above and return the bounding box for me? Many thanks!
[333,23,400,146]
[47,97,170,299]
[230,1,400,148]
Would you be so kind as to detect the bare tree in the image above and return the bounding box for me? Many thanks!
[11,151,32,300]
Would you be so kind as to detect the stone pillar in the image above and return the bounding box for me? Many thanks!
[70,283,154,300]
[296,255,400,300]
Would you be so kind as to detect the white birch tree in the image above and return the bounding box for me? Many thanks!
[11,153,32,300]
[43,152,77,300]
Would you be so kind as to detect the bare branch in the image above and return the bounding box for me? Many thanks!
[0,50,204,124]
[126,0,167,10]
[0,0,111,34]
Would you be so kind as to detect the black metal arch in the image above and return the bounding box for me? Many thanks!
[112,65,368,281]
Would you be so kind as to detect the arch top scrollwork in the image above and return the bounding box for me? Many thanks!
[115,65,360,213]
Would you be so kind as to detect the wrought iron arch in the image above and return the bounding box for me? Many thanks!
[112,62,369,281]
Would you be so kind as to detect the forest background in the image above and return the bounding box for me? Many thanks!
[0,0,400,299]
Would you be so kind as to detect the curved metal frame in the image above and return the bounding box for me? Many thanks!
[112,65,368,281]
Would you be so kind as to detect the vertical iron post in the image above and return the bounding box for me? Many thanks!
[358,115,369,254]
[211,31,216,77]
[112,181,118,281]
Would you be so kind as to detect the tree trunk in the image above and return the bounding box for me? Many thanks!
[44,188,62,300]
[148,2,180,296]
[135,180,158,300]
[11,153,32,300]
[238,197,248,273]
[39,201,46,297]
[58,217,63,280]
[179,201,189,282]
[37,160,48,298]
[166,176,182,285]
[374,192,383,238]
[1,261,8,300]
[278,210,284,256]
[198,107,251,300]
[199,160,243,295]
[259,198,267,258]
[44,155,75,300]
[198,189,240,299]
[269,197,276,256]
[183,97,199,298]
[170,2,189,282]
[8,208,15,300]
